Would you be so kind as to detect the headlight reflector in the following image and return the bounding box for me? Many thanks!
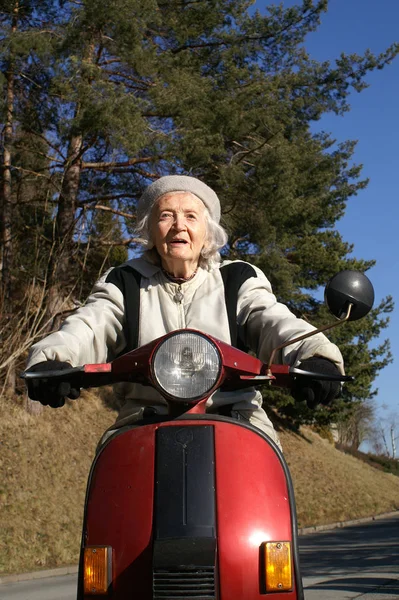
[152,332,221,400]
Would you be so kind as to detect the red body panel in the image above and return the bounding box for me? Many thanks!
[82,419,298,599]
[214,421,296,599]
[84,425,157,597]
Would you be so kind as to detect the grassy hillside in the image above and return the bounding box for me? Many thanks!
[0,392,398,575]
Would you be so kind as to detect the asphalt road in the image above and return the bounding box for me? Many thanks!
[0,575,76,600]
[299,514,399,599]
[1,515,398,600]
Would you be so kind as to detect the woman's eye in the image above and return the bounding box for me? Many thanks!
[187,214,197,220]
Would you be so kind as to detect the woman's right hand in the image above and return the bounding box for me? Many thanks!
[25,360,81,407]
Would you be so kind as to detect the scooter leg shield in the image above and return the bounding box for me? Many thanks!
[77,418,302,599]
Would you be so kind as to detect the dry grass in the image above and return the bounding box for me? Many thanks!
[0,391,116,574]
[0,394,398,574]
[281,427,399,527]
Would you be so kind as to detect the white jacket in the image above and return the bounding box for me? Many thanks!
[27,258,344,427]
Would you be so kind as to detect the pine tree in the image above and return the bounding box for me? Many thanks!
[1,0,397,421]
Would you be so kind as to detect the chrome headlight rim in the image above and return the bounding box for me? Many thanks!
[150,330,222,402]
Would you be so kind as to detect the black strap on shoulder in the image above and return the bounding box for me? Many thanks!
[105,265,142,353]
[220,262,257,350]
[106,262,256,353]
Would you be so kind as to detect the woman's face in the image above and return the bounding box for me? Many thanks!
[150,192,208,276]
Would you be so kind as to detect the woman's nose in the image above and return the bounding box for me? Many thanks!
[173,215,186,230]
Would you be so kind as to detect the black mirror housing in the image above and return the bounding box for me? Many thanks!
[324,270,374,321]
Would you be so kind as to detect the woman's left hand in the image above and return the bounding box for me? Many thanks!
[291,357,341,409]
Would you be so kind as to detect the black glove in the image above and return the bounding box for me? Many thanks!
[291,357,341,409]
[25,360,80,408]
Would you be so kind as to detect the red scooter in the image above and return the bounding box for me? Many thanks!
[23,271,374,599]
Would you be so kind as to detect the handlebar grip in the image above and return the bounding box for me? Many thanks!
[21,366,113,389]
[22,366,84,380]
[289,367,354,382]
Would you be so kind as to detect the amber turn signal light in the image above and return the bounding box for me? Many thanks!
[263,541,292,592]
[83,546,112,595]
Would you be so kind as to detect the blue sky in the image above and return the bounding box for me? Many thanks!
[256,1,399,439]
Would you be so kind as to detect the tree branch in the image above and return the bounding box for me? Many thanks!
[101,69,156,88]
[79,237,138,247]
[25,128,66,161]
[79,193,137,204]
[81,156,156,170]
[99,57,122,66]
[89,204,136,220]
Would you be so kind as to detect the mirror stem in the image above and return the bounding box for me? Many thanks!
[266,303,353,375]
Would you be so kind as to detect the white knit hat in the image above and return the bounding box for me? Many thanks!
[137,175,221,223]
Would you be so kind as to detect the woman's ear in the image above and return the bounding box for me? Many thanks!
[200,240,210,257]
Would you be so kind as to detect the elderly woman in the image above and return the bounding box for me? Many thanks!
[26,175,344,450]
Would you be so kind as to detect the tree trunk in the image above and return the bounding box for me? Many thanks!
[57,133,83,278]
[47,42,95,323]
[0,2,18,394]
[46,131,83,327]
[1,67,14,300]
[391,425,396,460]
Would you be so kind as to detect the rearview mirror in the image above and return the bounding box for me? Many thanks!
[324,270,374,321]
[267,270,375,370]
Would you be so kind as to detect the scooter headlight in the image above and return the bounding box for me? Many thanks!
[152,332,221,400]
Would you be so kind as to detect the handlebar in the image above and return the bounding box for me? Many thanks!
[22,327,351,399]
[22,363,352,387]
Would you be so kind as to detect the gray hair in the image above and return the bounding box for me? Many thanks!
[134,192,228,269]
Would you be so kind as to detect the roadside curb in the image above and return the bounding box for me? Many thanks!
[1,511,398,585]
[298,509,399,535]
[0,564,78,585]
